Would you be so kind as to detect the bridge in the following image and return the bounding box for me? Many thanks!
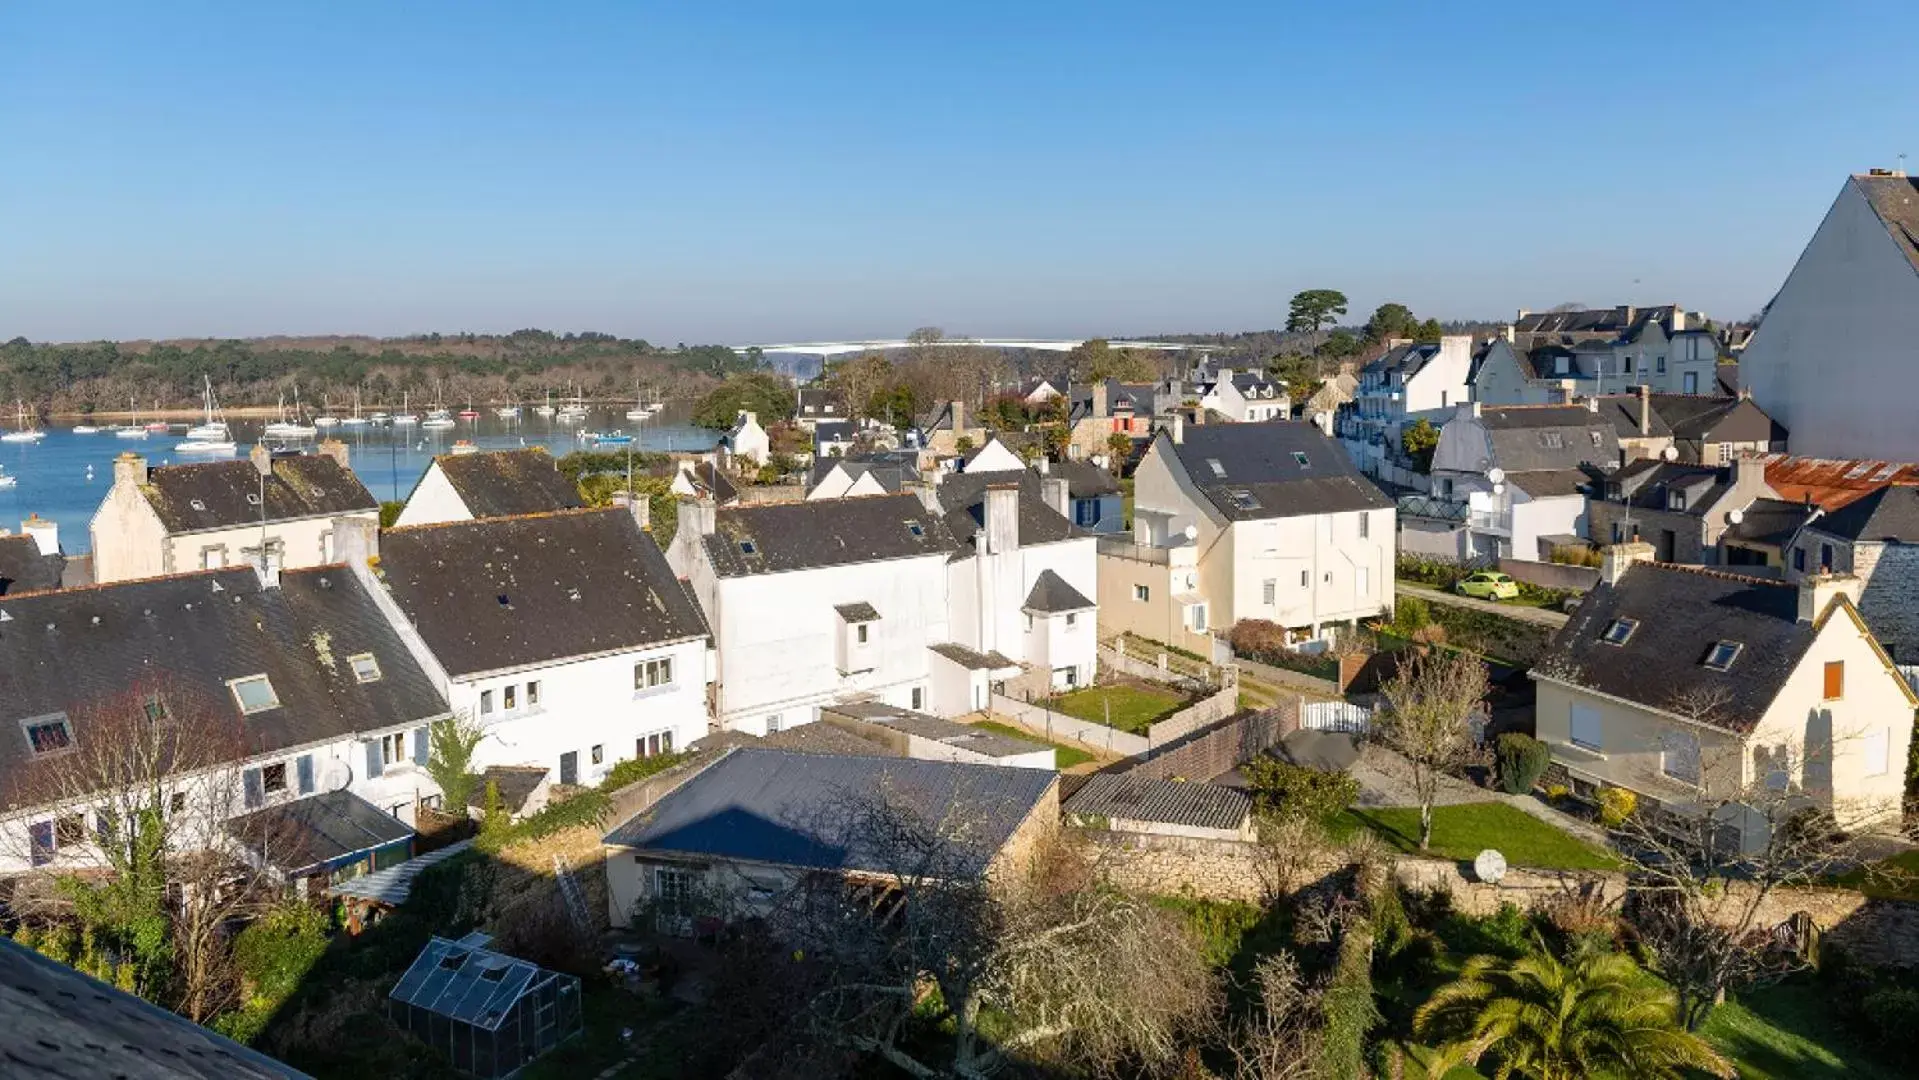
[734,338,1214,359]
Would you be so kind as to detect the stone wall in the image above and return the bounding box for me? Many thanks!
[1853,540,1919,663]
[1144,674,1241,747]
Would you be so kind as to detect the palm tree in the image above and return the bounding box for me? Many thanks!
[1414,941,1734,1080]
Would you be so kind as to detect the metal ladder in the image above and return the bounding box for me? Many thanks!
[553,854,592,933]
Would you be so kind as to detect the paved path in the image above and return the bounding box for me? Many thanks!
[1231,656,1343,700]
[1397,582,1569,629]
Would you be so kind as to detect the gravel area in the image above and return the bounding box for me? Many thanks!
[1347,743,1489,809]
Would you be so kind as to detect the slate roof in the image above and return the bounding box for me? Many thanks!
[430,447,584,519]
[703,494,956,577]
[1051,459,1120,498]
[821,701,1050,759]
[835,601,881,622]
[929,643,1020,671]
[378,507,709,677]
[472,766,549,813]
[603,747,1057,878]
[138,454,375,533]
[1477,406,1620,473]
[797,388,847,416]
[1165,421,1393,522]
[0,566,447,809]
[1512,304,1691,343]
[226,789,414,875]
[678,460,739,504]
[0,935,310,1079]
[1534,563,1819,733]
[1364,341,1440,379]
[1022,569,1094,613]
[1063,774,1251,831]
[1598,394,1785,446]
[1606,459,1734,515]
[0,534,62,596]
[1856,173,1919,274]
[1721,498,1813,546]
[1505,469,1598,499]
[814,420,856,446]
[936,470,1079,549]
[1811,485,1919,543]
[807,457,916,495]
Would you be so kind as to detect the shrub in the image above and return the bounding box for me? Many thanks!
[1395,555,1467,589]
[1543,783,1571,804]
[1861,986,1919,1051]
[1243,757,1359,824]
[1392,595,1432,636]
[601,750,691,792]
[1495,733,1552,795]
[1228,620,1339,680]
[217,902,332,1044]
[1548,544,1603,568]
[1597,787,1637,827]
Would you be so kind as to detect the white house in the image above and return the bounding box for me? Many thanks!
[1341,336,1473,486]
[794,388,848,430]
[1740,170,1919,462]
[365,505,713,789]
[722,411,772,468]
[1128,418,1395,642]
[0,562,452,879]
[670,460,740,505]
[1503,304,1717,398]
[90,445,378,585]
[806,451,920,501]
[1199,368,1289,423]
[392,447,584,527]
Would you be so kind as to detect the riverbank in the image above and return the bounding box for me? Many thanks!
[49,400,644,421]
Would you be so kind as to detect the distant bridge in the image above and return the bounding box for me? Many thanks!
[734,338,1215,359]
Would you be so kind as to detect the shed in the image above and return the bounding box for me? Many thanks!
[387,934,583,1078]
[1062,773,1254,841]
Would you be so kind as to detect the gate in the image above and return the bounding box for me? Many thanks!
[1301,700,1371,734]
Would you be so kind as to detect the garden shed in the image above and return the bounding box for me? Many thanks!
[387,933,582,1077]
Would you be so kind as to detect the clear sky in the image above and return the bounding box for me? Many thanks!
[3,1,1915,345]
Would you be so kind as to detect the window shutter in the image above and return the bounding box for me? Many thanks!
[243,768,265,809]
[413,726,430,766]
[296,755,315,795]
[29,822,54,866]
[366,740,384,779]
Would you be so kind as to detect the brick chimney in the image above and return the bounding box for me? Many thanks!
[1798,570,1863,625]
[1601,540,1655,585]
[317,438,350,470]
[113,451,148,489]
[983,482,1020,555]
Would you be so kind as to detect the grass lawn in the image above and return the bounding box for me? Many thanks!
[971,719,1095,769]
[1329,802,1620,871]
[1828,848,1919,900]
[1042,681,1190,734]
[1700,982,1905,1080]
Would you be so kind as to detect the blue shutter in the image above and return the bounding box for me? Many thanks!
[29,821,53,866]
[365,740,384,779]
[242,768,265,809]
[413,726,430,766]
[296,755,315,795]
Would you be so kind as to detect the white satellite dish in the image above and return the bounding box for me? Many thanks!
[321,760,352,793]
[1473,849,1508,884]
[1727,509,1745,525]
[1492,483,1505,496]
[1487,467,1506,485]
[1183,524,1199,541]
[1661,445,1679,461]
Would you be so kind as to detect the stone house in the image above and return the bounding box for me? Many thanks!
[1586,455,1781,565]
[1591,388,1788,467]
[1786,485,1919,663]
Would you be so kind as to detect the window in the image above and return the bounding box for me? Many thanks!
[1683,372,1698,394]
[655,867,696,914]
[1667,489,1687,512]
[1863,728,1890,777]
[1793,547,1806,572]
[856,624,869,645]
[1300,570,1309,588]
[229,675,280,714]
[55,813,86,848]
[1589,431,1603,448]
[1569,703,1603,751]
[1263,579,1276,605]
[169,791,187,815]
[1075,501,1097,527]
[480,689,495,714]
[1440,390,1448,408]
[1703,641,1742,671]
[1656,355,1666,373]
[766,713,782,734]
[1820,543,1833,571]
[381,731,406,766]
[1555,356,1570,376]
[504,684,518,711]
[348,654,381,683]
[22,714,73,755]
[1663,732,1700,783]
[1601,618,1637,646]
[143,695,169,725]
[262,762,288,794]
[1823,661,1844,701]
[911,687,924,710]
[1358,566,1371,595]
[1133,584,1149,602]
[591,744,604,765]
[1228,489,1260,510]
[1188,604,1207,633]
[1292,451,1310,467]
[527,680,541,706]
[28,821,54,866]
[202,547,225,570]
[739,540,757,555]
[635,658,674,690]
[1358,513,1369,539]
[907,521,925,537]
[1542,432,1565,449]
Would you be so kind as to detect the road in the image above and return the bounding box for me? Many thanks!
[1395,582,1570,629]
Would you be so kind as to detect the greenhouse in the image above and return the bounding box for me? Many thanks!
[388,933,583,1077]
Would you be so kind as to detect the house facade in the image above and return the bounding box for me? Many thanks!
[1341,336,1473,487]
[1593,389,1788,467]
[392,448,584,527]
[1785,485,1919,663]
[1586,455,1780,565]
[91,446,378,585]
[1199,368,1288,423]
[722,411,772,468]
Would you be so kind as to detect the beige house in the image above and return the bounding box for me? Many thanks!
[90,445,377,584]
[1532,542,1917,851]
[1094,536,1217,657]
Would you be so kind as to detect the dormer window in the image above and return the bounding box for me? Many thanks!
[1703,641,1742,671]
[22,714,73,755]
[229,674,280,714]
[1601,618,1637,646]
[1589,431,1602,448]
[1667,489,1688,512]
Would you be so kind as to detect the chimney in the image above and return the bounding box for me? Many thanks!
[613,490,651,532]
[1600,540,1656,585]
[1586,396,1599,414]
[1671,307,1686,333]
[249,442,273,478]
[332,514,379,565]
[1516,308,1531,321]
[741,410,757,428]
[1041,476,1069,519]
[1798,570,1863,624]
[1170,413,1184,445]
[1637,383,1651,436]
[21,513,58,556]
[1092,380,1109,420]
[686,498,718,539]
[984,482,1020,555]
[1501,323,1516,343]
[113,451,147,489]
[903,479,940,513]
[317,438,350,470]
[949,399,965,434]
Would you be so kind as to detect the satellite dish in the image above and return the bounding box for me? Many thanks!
[1486,467,1505,485]
[1183,524,1198,541]
[322,760,352,793]
[1492,483,1505,496]
[1727,509,1745,525]
[1661,446,1679,461]
[1473,849,1508,885]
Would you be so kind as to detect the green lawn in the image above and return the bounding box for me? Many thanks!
[1041,682,1190,734]
[971,719,1095,769]
[1700,982,1906,1080]
[1329,802,1620,871]
[1828,848,1919,900]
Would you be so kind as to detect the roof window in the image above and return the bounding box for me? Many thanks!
[1542,432,1565,450]
[906,521,924,537]
[1292,451,1310,467]
[1206,459,1226,478]
[1228,489,1261,511]
[740,540,757,555]
[349,654,382,683]
[1601,618,1638,646]
[22,714,73,756]
[189,499,207,511]
[245,493,262,506]
[229,674,281,714]
[1703,641,1743,671]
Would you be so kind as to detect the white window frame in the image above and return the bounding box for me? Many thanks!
[1863,728,1890,777]
[1568,703,1603,752]
[635,657,675,693]
[1133,584,1149,602]
[380,731,407,766]
[228,675,281,715]
[348,653,382,683]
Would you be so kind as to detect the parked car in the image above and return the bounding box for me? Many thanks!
[1455,571,1520,601]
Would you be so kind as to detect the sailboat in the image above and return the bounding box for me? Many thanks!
[114,396,149,438]
[71,423,102,434]
[390,390,418,426]
[179,377,236,452]
[556,385,589,421]
[533,390,556,417]
[313,394,341,429]
[2,400,46,443]
[264,392,316,439]
[495,398,521,419]
[626,380,651,421]
[341,389,369,427]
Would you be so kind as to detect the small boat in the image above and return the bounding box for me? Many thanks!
[458,407,480,420]
[185,377,231,441]
[0,466,15,489]
[72,424,102,434]
[263,392,315,439]
[586,430,634,446]
[3,400,45,443]
[496,403,521,419]
[114,426,149,439]
[389,392,416,426]
[421,407,456,431]
[144,421,171,433]
[341,390,369,426]
[313,415,340,428]
[176,439,237,454]
[534,391,556,417]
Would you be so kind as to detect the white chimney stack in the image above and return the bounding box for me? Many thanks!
[1798,570,1863,625]
[21,514,58,556]
[984,482,1020,555]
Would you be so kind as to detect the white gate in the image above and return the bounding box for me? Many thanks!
[1301,700,1372,734]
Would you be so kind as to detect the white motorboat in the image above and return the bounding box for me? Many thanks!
[72,424,102,434]
[313,415,340,428]
[176,439,237,454]
[0,466,15,489]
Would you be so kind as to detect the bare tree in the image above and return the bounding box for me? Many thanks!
[1250,813,1332,903]
[826,351,893,423]
[1217,952,1325,1080]
[1376,649,1490,850]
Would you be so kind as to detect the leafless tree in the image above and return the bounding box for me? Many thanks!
[1376,649,1490,851]
[1250,813,1332,903]
[1216,952,1326,1080]
[827,351,893,423]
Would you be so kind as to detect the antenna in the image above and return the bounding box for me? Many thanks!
[1900,152,1909,176]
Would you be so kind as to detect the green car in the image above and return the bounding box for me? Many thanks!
[1455,571,1520,601]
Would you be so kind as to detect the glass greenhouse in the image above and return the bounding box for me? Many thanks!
[388,934,583,1077]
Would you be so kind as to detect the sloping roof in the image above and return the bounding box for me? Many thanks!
[1534,563,1815,733]
[0,566,446,809]
[679,460,739,504]
[0,936,311,1079]
[1722,498,1814,546]
[928,643,1020,671]
[1761,455,1919,510]
[1505,469,1598,499]
[1811,484,1919,543]
[1363,341,1440,379]
[807,458,914,496]
[704,494,956,577]
[1512,304,1690,342]
[1606,459,1733,516]
[603,747,1057,878]
[1478,406,1620,473]
[330,838,476,907]
[814,420,856,444]
[0,534,62,596]
[1051,459,1120,498]
[1022,569,1094,613]
[139,454,375,533]
[473,765,548,813]
[1166,422,1394,522]
[1855,173,1919,274]
[834,601,881,622]
[1596,394,1785,446]
[226,789,414,875]
[936,471,1080,548]
[1063,774,1251,830]
[378,507,709,677]
[821,701,1050,759]
[431,448,584,519]
[797,388,846,414]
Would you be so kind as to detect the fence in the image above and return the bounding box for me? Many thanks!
[1301,699,1372,734]
[991,694,1149,758]
[1124,699,1300,782]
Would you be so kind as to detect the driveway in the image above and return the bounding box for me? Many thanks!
[1396,582,1569,629]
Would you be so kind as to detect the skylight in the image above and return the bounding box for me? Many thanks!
[1292,452,1310,467]
[1844,462,1873,479]
[1873,464,1900,481]
[349,654,383,683]
[740,540,757,555]
[907,521,925,537]
[1601,618,1638,646]
[229,674,281,714]
[1542,432,1565,449]
[1703,641,1743,671]
[22,714,73,756]
[1207,459,1226,478]
[1228,489,1261,511]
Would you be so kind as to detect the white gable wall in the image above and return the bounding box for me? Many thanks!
[393,462,472,527]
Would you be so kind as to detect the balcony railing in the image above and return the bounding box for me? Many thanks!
[1467,509,1514,533]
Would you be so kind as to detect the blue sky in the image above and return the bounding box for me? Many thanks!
[3,2,1915,344]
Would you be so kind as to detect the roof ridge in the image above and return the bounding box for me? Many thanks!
[1637,561,1793,589]
[384,504,619,534]
[0,564,246,602]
